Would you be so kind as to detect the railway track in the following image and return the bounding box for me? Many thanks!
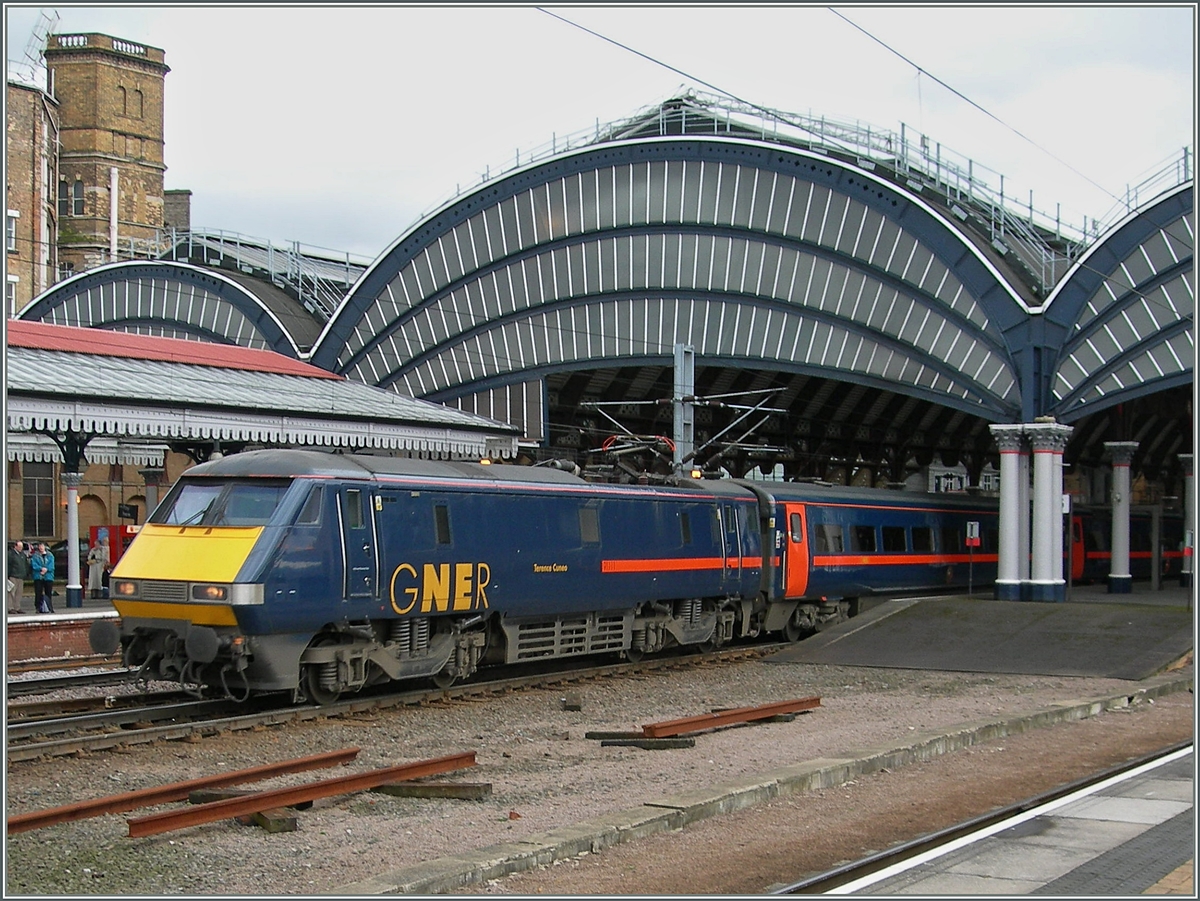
[6,643,780,763]
[769,740,1195,894]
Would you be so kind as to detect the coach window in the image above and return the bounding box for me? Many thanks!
[815,524,843,553]
[983,528,999,553]
[912,526,933,552]
[434,504,451,545]
[850,525,876,553]
[297,486,323,524]
[941,526,961,553]
[882,526,906,552]
[679,510,692,546]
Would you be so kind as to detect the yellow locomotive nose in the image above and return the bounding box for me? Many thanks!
[113,523,263,582]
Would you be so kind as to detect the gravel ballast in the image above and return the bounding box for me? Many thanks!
[3,656,1193,896]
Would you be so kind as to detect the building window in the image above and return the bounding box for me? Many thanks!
[58,261,75,281]
[73,180,84,216]
[6,209,19,251]
[7,275,18,315]
[23,461,56,538]
[58,180,69,217]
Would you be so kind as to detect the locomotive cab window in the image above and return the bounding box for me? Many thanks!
[297,486,323,524]
[679,511,692,546]
[154,480,290,527]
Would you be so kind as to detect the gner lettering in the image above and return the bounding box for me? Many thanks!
[390,562,491,615]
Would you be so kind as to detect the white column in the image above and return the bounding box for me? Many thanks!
[989,424,1025,600]
[1104,441,1139,594]
[1026,421,1073,602]
[62,471,84,608]
[1017,440,1031,583]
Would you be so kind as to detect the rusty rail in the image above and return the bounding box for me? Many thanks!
[126,751,476,838]
[641,696,821,738]
[7,747,362,834]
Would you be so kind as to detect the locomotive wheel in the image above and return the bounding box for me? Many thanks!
[625,645,645,663]
[304,638,342,705]
[784,618,805,643]
[431,667,457,690]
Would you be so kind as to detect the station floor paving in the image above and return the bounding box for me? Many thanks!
[837,748,1195,895]
[771,581,1194,680]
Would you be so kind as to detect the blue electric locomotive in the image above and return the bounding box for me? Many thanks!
[90,449,1002,704]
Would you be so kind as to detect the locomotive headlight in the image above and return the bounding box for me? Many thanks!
[112,580,139,598]
[191,584,229,602]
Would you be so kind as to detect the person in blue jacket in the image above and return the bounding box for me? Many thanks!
[30,543,55,614]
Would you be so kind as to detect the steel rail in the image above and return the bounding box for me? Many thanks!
[6,644,781,763]
[642,696,822,738]
[6,698,240,740]
[6,669,134,696]
[770,739,1195,894]
[6,747,361,834]
[126,751,477,837]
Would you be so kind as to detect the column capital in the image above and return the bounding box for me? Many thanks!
[139,467,167,486]
[988,424,1026,452]
[1178,453,1193,477]
[1103,441,1140,466]
[1025,422,1073,453]
[60,470,85,489]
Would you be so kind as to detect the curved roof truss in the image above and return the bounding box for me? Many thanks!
[20,260,304,358]
[313,138,1032,423]
[1043,184,1194,423]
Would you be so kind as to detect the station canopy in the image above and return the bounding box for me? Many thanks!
[4,320,521,465]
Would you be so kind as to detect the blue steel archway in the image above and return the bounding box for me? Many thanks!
[19,260,304,358]
[312,137,1033,430]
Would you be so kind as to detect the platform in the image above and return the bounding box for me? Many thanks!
[768,582,1194,680]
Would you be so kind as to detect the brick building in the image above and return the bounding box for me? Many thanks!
[43,33,170,277]
[5,78,59,313]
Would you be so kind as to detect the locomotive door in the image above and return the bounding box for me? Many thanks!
[783,503,810,598]
[338,487,379,599]
[721,502,742,586]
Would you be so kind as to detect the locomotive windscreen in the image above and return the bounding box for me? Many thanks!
[151,479,292,527]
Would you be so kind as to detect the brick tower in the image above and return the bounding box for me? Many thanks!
[44,33,169,276]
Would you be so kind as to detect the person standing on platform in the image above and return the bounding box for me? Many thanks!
[30,542,55,614]
[86,539,108,600]
[7,540,30,614]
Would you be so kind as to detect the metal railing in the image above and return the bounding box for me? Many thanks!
[421,90,1193,296]
[94,228,370,320]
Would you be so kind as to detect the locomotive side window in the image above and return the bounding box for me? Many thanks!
[850,525,876,553]
[580,505,600,545]
[882,526,906,552]
[912,526,933,552]
[815,524,843,553]
[343,489,365,530]
[680,511,692,545]
[789,512,803,543]
[434,504,451,545]
[296,486,323,524]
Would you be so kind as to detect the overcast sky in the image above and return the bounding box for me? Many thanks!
[5,4,1195,260]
